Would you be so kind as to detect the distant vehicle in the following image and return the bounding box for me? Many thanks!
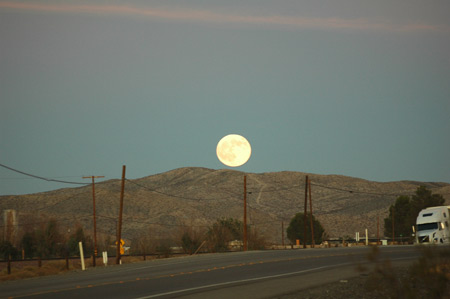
[415,206,450,244]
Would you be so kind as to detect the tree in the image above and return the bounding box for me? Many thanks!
[384,196,413,239]
[181,232,202,254]
[67,227,93,256]
[21,231,37,259]
[0,240,20,260]
[177,224,205,255]
[384,186,445,239]
[286,213,325,245]
[35,219,63,258]
[247,227,266,250]
[207,218,243,252]
[411,186,445,217]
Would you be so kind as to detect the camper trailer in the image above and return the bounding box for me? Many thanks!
[415,206,450,244]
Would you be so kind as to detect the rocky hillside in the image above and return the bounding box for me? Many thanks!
[1,167,449,244]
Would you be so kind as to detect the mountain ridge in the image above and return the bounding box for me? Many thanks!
[1,167,449,244]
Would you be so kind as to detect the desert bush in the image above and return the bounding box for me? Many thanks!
[155,240,173,258]
[0,240,20,260]
[179,225,205,254]
[0,260,71,281]
[248,227,267,250]
[207,218,243,252]
[362,245,450,298]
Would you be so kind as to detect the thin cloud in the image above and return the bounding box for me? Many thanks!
[0,1,448,33]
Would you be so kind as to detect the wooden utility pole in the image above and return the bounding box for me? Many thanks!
[377,215,380,245]
[392,207,395,244]
[303,175,308,249]
[243,175,248,251]
[281,221,285,247]
[116,165,126,265]
[82,175,104,267]
[308,179,315,248]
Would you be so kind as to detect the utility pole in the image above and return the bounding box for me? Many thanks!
[377,215,380,245]
[83,175,104,267]
[308,178,315,248]
[243,175,247,251]
[281,221,285,247]
[303,175,308,249]
[116,165,126,265]
[392,207,395,244]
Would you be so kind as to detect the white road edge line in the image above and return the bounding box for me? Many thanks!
[134,263,350,299]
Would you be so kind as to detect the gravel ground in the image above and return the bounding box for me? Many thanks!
[276,264,450,299]
[275,266,411,299]
[277,273,387,299]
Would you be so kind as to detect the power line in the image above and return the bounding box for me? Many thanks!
[34,190,90,212]
[126,179,240,201]
[247,184,302,194]
[121,216,211,228]
[1,162,433,198]
[0,214,92,229]
[247,181,414,197]
[309,182,416,196]
[0,163,89,185]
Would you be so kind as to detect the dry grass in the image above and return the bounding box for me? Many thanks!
[0,255,159,281]
[0,257,135,281]
[1,260,73,281]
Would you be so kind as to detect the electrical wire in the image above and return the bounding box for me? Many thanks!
[0,163,89,185]
[0,214,91,229]
[309,182,417,196]
[34,190,90,212]
[126,179,240,201]
[2,164,443,233]
[0,162,435,198]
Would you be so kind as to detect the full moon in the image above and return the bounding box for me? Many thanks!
[216,134,252,167]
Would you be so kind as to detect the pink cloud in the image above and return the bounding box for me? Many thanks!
[0,1,447,33]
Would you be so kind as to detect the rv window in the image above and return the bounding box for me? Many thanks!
[417,222,438,231]
[423,213,433,217]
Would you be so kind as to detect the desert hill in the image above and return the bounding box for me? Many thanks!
[1,167,449,245]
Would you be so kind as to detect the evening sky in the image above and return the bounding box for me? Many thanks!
[1,0,449,195]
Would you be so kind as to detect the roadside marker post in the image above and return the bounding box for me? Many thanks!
[103,251,108,266]
[79,242,85,271]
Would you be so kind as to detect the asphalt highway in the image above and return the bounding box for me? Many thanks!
[0,246,422,299]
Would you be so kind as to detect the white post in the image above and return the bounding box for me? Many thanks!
[103,251,108,266]
[365,229,369,246]
[79,242,85,271]
[356,232,360,243]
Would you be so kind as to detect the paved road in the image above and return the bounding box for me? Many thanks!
[0,246,421,298]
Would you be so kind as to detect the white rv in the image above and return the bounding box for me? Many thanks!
[415,206,450,244]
